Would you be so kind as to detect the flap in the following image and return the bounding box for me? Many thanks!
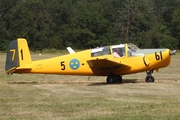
[87,59,131,75]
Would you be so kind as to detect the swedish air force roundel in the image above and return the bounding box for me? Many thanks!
[69,59,80,70]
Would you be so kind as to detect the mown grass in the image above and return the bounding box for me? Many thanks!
[0,52,180,119]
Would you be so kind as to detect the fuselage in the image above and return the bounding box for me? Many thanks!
[15,44,171,76]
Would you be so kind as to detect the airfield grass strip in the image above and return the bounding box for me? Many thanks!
[0,52,180,119]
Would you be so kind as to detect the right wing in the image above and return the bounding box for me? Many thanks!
[87,59,131,75]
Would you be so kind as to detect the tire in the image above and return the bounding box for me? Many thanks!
[106,75,115,84]
[114,75,122,83]
[145,76,155,83]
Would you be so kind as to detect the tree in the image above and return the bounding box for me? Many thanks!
[64,0,112,48]
[171,8,180,48]
[0,0,179,51]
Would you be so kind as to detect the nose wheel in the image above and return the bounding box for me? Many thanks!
[106,75,122,84]
[145,70,155,82]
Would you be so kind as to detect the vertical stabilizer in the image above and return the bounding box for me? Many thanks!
[5,38,32,73]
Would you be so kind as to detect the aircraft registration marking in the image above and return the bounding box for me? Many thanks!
[10,49,16,61]
[60,61,65,70]
[155,51,163,60]
[69,59,80,70]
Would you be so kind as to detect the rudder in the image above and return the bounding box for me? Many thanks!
[5,38,32,74]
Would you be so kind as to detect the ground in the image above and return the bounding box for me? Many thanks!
[0,52,180,119]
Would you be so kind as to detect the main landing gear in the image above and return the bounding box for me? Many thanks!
[145,70,155,83]
[106,70,155,84]
[106,74,122,84]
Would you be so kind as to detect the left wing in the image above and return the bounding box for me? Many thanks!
[66,47,75,54]
[87,59,131,75]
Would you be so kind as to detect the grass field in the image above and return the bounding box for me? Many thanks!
[0,52,180,120]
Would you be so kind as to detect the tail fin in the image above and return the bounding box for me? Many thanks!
[5,38,32,74]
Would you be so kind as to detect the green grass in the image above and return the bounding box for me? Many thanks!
[0,52,180,119]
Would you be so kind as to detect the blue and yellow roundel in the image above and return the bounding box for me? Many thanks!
[69,59,80,70]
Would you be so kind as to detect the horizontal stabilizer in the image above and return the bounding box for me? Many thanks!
[6,67,17,74]
[16,67,32,70]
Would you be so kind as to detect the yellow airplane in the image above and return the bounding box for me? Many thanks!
[5,38,176,83]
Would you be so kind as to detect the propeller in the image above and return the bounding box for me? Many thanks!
[170,50,176,55]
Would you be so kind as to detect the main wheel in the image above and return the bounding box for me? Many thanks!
[106,75,115,84]
[114,75,122,83]
[145,76,155,83]
[106,75,122,84]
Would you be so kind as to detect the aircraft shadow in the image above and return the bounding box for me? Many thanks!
[8,81,39,84]
[88,79,139,86]
[7,79,139,86]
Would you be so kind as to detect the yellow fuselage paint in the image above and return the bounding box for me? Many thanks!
[16,48,171,76]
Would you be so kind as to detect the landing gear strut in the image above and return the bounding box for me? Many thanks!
[145,70,155,83]
[106,74,122,84]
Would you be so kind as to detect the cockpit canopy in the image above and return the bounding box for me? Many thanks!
[91,46,111,57]
[127,43,139,52]
[91,43,140,57]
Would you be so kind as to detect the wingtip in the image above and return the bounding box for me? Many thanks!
[66,47,75,54]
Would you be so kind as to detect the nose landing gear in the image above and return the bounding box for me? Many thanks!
[145,70,155,82]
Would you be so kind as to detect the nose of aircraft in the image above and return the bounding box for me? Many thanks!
[170,50,176,55]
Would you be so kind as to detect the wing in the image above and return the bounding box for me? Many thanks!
[87,59,131,75]
[66,47,75,54]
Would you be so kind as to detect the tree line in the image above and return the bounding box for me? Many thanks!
[0,0,180,51]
